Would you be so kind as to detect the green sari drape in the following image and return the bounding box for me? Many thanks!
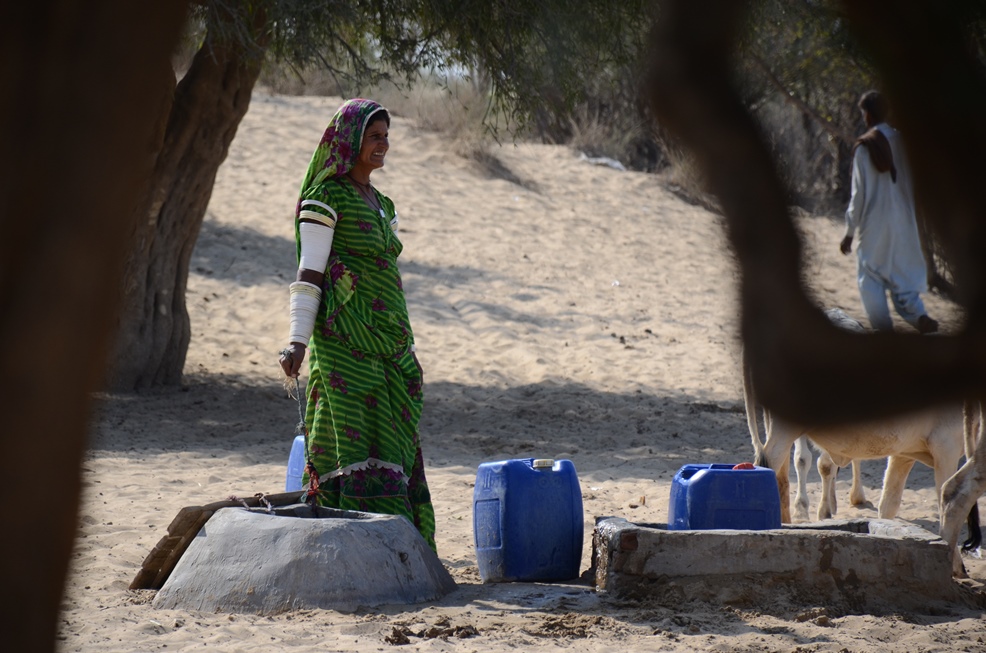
[295,100,436,551]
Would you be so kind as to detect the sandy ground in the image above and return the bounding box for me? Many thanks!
[63,91,986,652]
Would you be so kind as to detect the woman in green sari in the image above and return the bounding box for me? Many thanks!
[279,98,436,552]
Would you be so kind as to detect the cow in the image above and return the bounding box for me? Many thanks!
[745,309,877,522]
[750,379,968,524]
[746,373,871,523]
[744,312,971,529]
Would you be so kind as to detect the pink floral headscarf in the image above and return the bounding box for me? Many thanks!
[295,98,387,219]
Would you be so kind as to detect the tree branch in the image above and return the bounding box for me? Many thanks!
[646,0,986,426]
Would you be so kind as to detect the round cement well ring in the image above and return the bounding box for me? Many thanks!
[153,505,456,614]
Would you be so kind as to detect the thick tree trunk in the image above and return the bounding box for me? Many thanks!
[0,3,187,651]
[106,33,265,390]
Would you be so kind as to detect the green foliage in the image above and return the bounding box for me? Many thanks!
[189,1,406,87]
[181,1,986,200]
[739,1,870,137]
[417,1,652,126]
[743,0,982,212]
[186,1,655,141]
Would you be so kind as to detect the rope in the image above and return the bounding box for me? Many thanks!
[293,376,306,433]
[293,376,321,511]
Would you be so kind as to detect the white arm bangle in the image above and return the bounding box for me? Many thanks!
[298,221,335,273]
[288,281,322,345]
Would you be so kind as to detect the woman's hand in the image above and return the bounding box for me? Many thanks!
[279,342,307,378]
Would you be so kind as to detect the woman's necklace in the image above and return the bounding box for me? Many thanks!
[347,174,383,216]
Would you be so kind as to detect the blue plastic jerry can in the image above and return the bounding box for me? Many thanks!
[473,458,584,582]
[668,463,781,530]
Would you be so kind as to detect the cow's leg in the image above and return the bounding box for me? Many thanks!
[941,456,986,577]
[757,420,797,523]
[964,398,980,460]
[877,455,915,519]
[849,459,866,506]
[793,435,812,522]
[743,352,766,462]
[928,400,982,576]
[776,456,792,523]
[933,444,966,514]
[816,449,838,520]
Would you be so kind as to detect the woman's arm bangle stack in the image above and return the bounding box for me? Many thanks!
[298,220,335,272]
[288,280,321,345]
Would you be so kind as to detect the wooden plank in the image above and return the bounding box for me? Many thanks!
[129,490,306,590]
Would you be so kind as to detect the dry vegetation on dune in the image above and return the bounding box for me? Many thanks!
[257,66,711,204]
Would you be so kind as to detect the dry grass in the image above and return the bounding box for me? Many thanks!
[658,144,721,213]
[261,64,521,180]
[370,76,538,188]
[566,105,644,164]
[246,53,857,216]
[258,64,347,97]
[258,63,669,187]
[370,77,494,143]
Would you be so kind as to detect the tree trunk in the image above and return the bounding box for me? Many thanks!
[0,3,187,651]
[106,32,266,390]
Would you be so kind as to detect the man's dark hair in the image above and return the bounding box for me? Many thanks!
[858,90,889,124]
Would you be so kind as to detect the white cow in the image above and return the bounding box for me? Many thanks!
[745,310,969,526]
[745,309,873,522]
[755,402,966,524]
[746,371,871,522]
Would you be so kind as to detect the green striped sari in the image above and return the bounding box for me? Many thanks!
[299,177,436,552]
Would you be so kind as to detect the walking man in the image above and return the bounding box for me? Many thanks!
[841,90,938,334]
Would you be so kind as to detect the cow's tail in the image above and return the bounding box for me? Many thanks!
[963,398,981,461]
[743,347,767,466]
[963,504,982,551]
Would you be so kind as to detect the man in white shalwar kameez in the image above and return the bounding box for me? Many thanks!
[840,90,938,334]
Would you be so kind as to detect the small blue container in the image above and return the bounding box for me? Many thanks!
[473,458,583,583]
[285,435,306,492]
[668,463,781,530]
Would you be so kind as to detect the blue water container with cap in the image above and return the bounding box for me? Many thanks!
[473,458,583,582]
[668,463,781,530]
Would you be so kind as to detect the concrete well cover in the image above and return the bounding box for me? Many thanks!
[593,517,981,613]
[153,504,456,614]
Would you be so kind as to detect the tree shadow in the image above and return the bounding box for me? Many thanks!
[88,374,744,478]
[189,223,585,338]
[190,218,296,286]
[88,368,947,528]
[87,373,939,497]
[189,220,514,291]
